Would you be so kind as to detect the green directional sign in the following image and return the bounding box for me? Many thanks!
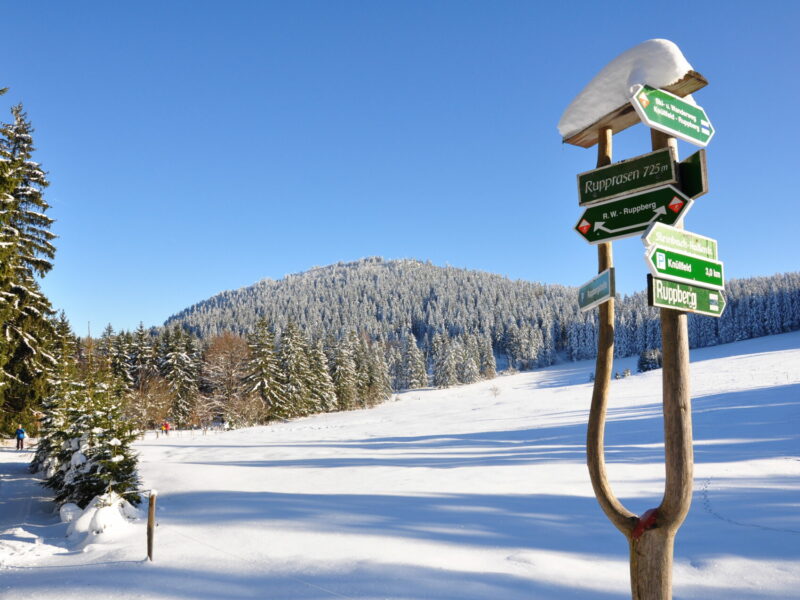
[578,268,615,312]
[577,148,676,206]
[648,275,726,318]
[575,185,693,244]
[642,223,718,260]
[631,85,714,147]
[646,245,724,290]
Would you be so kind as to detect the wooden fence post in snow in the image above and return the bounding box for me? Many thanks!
[147,490,157,561]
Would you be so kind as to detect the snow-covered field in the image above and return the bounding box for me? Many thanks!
[2,331,799,599]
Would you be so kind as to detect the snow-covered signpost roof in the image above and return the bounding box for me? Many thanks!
[558,39,707,147]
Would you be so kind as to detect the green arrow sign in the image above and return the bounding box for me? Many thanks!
[648,275,726,318]
[575,185,694,244]
[631,85,714,147]
[642,223,718,260]
[578,268,615,312]
[577,148,676,206]
[646,245,725,290]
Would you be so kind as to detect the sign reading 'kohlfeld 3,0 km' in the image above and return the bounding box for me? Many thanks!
[631,85,714,147]
[577,148,676,206]
[575,185,693,244]
[646,245,725,290]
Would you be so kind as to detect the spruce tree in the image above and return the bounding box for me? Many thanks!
[333,333,358,411]
[402,335,428,389]
[161,327,200,427]
[278,321,312,417]
[245,320,287,421]
[364,341,392,406]
[478,335,496,379]
[30,312,81,475]
[456,335,480,384]
[307,339,337,412]
[432,333,457,388]
[0,104,56,428]
[45,335,141,508]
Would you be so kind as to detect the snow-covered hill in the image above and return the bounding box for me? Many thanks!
[2,331,799,599]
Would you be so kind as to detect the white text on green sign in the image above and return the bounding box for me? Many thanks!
[579,268,615,312]
[648,275,726,318]
[575,185,693,244]
[642,222,718,260]
[646,246,724,290]
[631,85,714,147]
[577,148,676,206]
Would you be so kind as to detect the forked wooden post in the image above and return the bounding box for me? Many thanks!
[585,126,695,599]
[586,126,638,534]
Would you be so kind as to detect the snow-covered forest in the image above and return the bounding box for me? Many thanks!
[165,257,800,367]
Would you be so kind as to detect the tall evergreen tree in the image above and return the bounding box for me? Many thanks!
[432,333,457,388]
[30,312,81,475]
[332,333,358,411]
[0,104,56,429]
[402,335,428,389]
[307,339,337,412]
[278,321,312,417]
[161,327,200,427]
[478,335,497,379]
[245,319,287,421]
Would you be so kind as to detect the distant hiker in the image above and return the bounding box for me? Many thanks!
[15,425,26,450]
[162,421,171,436]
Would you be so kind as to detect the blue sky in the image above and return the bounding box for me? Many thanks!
[3,1,798,333]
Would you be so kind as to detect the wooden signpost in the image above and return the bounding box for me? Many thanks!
[565,66,720,599]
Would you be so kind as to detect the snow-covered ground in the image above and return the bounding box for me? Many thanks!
[2,331,799,599]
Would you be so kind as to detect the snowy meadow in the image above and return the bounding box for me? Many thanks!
[1,331,799,599]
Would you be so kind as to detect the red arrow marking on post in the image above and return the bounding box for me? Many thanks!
[668,197,684,213]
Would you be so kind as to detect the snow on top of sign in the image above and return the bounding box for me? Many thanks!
[558,39,695,139]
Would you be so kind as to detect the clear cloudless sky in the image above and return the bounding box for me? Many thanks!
[2,1,798,332]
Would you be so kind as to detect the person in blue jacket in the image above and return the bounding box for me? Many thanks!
[15,425,26,450]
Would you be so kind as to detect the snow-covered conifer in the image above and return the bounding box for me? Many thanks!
[278,321,312,417]
[333,333,358,411]
[0,104,56,425]
[402,335,428,389]
[307,339,337,412]
[432,333,457,388]
[245,320,287,421]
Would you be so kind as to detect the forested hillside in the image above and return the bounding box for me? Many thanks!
[165,257,800,367]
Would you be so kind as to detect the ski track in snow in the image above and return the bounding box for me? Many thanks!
[1,331,799,599]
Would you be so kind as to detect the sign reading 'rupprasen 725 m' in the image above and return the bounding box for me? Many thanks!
[577,148,676,206]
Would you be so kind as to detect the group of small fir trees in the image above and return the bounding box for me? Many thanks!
[0,84,141,509]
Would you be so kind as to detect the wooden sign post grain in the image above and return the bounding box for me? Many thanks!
[577,84,705,599]
[147,490,157,561]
